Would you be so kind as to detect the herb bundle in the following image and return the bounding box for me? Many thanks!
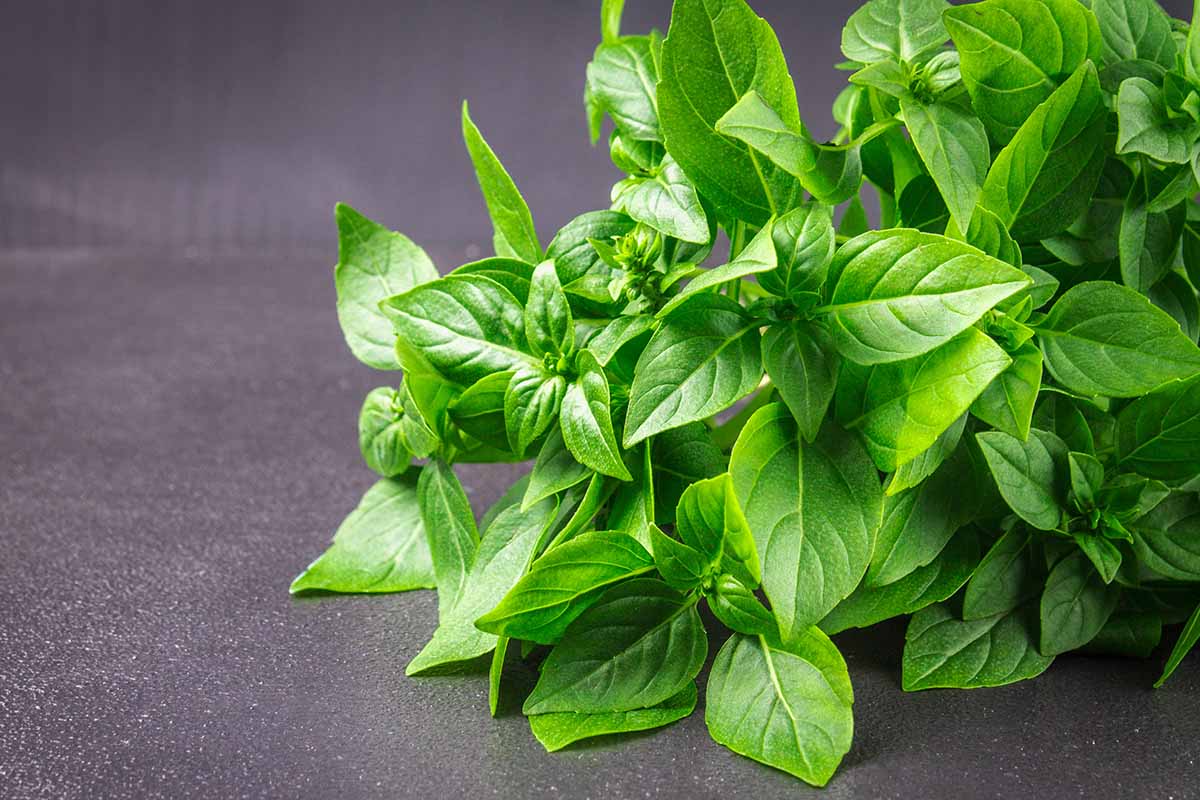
[293,0,1200,786]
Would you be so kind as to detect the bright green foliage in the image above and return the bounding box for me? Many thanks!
[300,0,1200,788]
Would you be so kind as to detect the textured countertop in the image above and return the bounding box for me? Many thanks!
[3,249,1199,799]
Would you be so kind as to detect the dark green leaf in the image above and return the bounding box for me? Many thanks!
[1039,550,1120,656]
[887,413,967,496]
[522,426,592,511]
[1156,601,1200,687]
[649,522,710,592]
[963,528,1039,620]
[901,97,989,232]
[1093,0,1177,68]
[976,429,1068,531]
[1117,77,1199,164]
[970,342,1042,440]
[546,210,635,304]
[1130,491,1200,581]
[903,603,1053,689]
[675,473,760,588]
[1116,373,1200,481]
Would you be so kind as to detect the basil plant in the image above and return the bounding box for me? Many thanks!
[294,0,1200,786]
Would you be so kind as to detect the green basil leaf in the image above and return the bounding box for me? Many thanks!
[525,261,574,358]
[706,628,853,788]
[504,367,565,457]
[1130,491,1200,581]
[606,443,656,545]
[585,315,656,366]
[357,387,412,477]
[976,429,1068,531]
[819,229,1029,365]
[709,574,778,637]
[523,577,707,714]
[333,203,438,370]
[902,602,1053,689]
[1032,393,1098,454]
[944,0,1101,144]
[730,404,883,639]
[897,174,951,232]
[291,476,434,595]
[675,473,761,588]
[821,528,980,635]
[1039,550,1120,656]
[656,220,776,318]
[1073,532,1123,584]
[653,423,727,522]
[382,275,536,386]
[416,460,480,620]
[488,636,509,716]
[837,329,1012,472]
[522,426,592,511]
[841,0,949,64]
[461,102,542,264]
[451,257,534,303]
[963,528,1039,620]
[970,341,1043,440]
[1037,281,1200,398]
[1116,374,1200,480]
[560,351,631,480]
[1083,600,1162,658]
[900,97,989,233]
[1117,77,1199,165]
[611,154,709,243]
[762,320,840,444]
[406,496,558,675]
[447,372,510,452]
[476,530,654,645]
[624,294,762,446]
[948,206,1022,267]
[649,522,710,592]
[849,59,912,98]
[1120,180,1184,294]
[1149,271,1200,343]
[976,61,1106,240]
[760,203,836,299]
[586,35,661,143]
[1093,0,1177,68]
[1155,600,1200,687]
[528,683,697,752]
[657,0,804,226]
[867,445,975,586]
[887,413,967,496]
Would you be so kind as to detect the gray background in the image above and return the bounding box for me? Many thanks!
[4,1,1200,798]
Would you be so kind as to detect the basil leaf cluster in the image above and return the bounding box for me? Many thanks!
[294,0,1200,786]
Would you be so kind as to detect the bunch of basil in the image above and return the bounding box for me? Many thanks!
[293,0,1200,786]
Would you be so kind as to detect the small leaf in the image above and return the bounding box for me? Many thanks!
[674,474,761,588]
[970,342,1042,441]
[586,35,661,143]
[649,522,710,592]
[528,684,697,752]
[963,528,1039,620]
[611,154,709,243]
[525,261,574,358]
[657,220,776,317]
[1156,601,1200,688]
[504,367,565,457]
[976,429,1068,531]
[291,476,434,595]
[560,351,632,480]
[522,427,592,511]
[900,96,989,233]
[462,102,542,264]
[709,575,777,637]
[760,203,836,299]
[903,603,1053,690]
[1039,550,1120,656]
[841,0,950,64]
[762,320,840,443]
[357,387,412,478]
[1129,492,1200,581]
[1117,77,1199,164]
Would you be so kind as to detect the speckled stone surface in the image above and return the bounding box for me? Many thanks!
[3,250,1200,799]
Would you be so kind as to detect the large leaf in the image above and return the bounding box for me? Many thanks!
[333,203,438,370]
[944,0,1102,143]
[476,530,654,644]
[821,529,980,635]
[1036,281,1200,398]
[836,329,1012,472]
[900,97,989,233]
[705,629,853,788]
[1130,492,1200,581]
[902,603,1054,689]
[611,154,709,243]
[528,684,697,752]
[657,0,804,226]
[522,578,707,714]
[841,0,950,65]
[1039,550,1120,656]
[290,476,434,594]
[462,102,542,264]
[382,275,536,387]
[976,429,1068,531]
[1116,374,1200,480]
[624,294,762,446]
[416,460,480,619]
[405,496,558,675]
[976,61,1106,240]
[730,405,883,640]
[818,229,1029,365]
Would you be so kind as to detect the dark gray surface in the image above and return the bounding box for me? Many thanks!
[3,249,1200,799]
